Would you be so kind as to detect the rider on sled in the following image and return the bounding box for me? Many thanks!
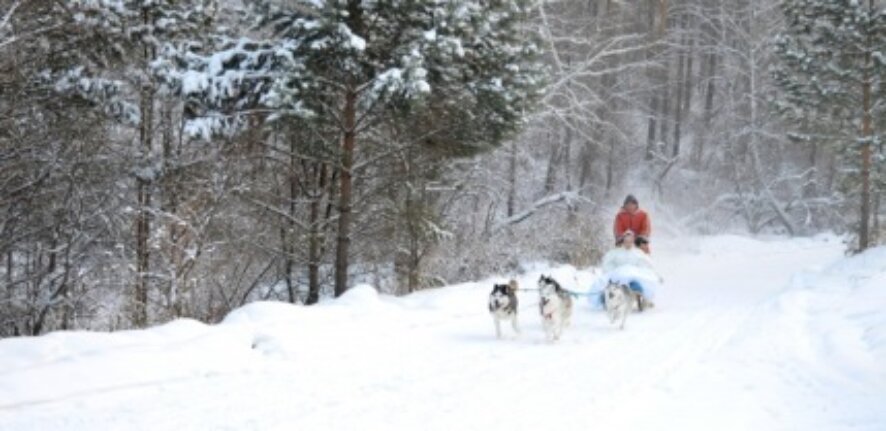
[614,194,651,254]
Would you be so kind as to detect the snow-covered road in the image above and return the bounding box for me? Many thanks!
[1,235,884,430]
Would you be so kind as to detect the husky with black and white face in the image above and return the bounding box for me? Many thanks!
[538,275,573,342]
[604,281,635,330]
[489,280,520,339]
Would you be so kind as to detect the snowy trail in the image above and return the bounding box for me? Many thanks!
[1,235,884,430]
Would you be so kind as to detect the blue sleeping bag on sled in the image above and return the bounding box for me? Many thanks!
[588,265,661,309]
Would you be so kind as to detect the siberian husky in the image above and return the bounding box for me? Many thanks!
[538,275,573,341]
[604,281,635,330]
[489,279,520,339]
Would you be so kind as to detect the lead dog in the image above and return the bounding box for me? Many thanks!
[604,280,635,330]
[538,275,573,341]
[489,279,520,339]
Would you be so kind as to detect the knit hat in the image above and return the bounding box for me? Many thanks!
[623,194,639,207]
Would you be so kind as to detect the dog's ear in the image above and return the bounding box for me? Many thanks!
[508,279,518,293]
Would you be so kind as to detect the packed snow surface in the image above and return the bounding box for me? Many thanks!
[1,235,884,430]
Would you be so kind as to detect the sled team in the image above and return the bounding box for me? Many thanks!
[489,194,660,341]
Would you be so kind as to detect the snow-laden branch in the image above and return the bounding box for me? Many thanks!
[0,1,21,32]
[0,1,62,50]
[491,190,589,234]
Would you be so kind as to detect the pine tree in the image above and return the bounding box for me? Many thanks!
[773,0,886,250]
[169,0,543,297]
[51,0,218,325]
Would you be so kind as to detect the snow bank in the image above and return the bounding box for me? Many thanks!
[0,235,883,431]
[221,301,303,326]
[330,283,382,307]
[775,245,886,384]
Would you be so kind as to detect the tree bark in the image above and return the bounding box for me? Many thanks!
[160,103,183,317]
[563,124,574,191]
[543,131,559,194]
[605,138,616,194]
[133,7,159,328]
[645,95,658,161]
[334,88,357,297]
[306,163,326,305]
[406,185,420,294]
[678,21,694,157]
[872,191,880,245]
[658,73,670,151]
[507,142,517,217]
[333,0,365,298]
[672,21,685,158]
[135,88,154,328]
[693,52,717,166]
[285,137,298,303]
[804,139,818,198]
[859,61,873,251]
[658,0,668,36]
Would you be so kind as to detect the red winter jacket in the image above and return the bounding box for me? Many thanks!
[614,208,651,241]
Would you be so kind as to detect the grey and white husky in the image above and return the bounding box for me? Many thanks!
[489,279,520,339]
[538,275,573,341]
[604,281,636,330]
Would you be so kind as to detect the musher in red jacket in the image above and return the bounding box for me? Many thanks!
[614,194,651,254]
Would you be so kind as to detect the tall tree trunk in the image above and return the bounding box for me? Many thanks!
[133,8,158,328]
[5,251,12,285]
[804,139,818,199]
[507,142,517,217]
[658,69,671,152]
[645,0,666,162]
[645,95,658,161]
[306,163,326,305]
[605,138,616,195]
[672,20,686,158]
[872,191,880,245]
[406,185,421,294]
[160,103,182,317]
[859,57,873,251]
[285,138,298,303]
[682,24,695,115]
[334,1,365,297]
[578,140,595,191]
[562,124,574,191]
[334,88,357,297]
[679,22,694,155]
[543,131,559,193]
[135,86,154,328]
[693,53,717,166]
[135,175,150,327]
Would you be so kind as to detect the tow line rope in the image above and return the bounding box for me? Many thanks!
[517,287,592,298]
